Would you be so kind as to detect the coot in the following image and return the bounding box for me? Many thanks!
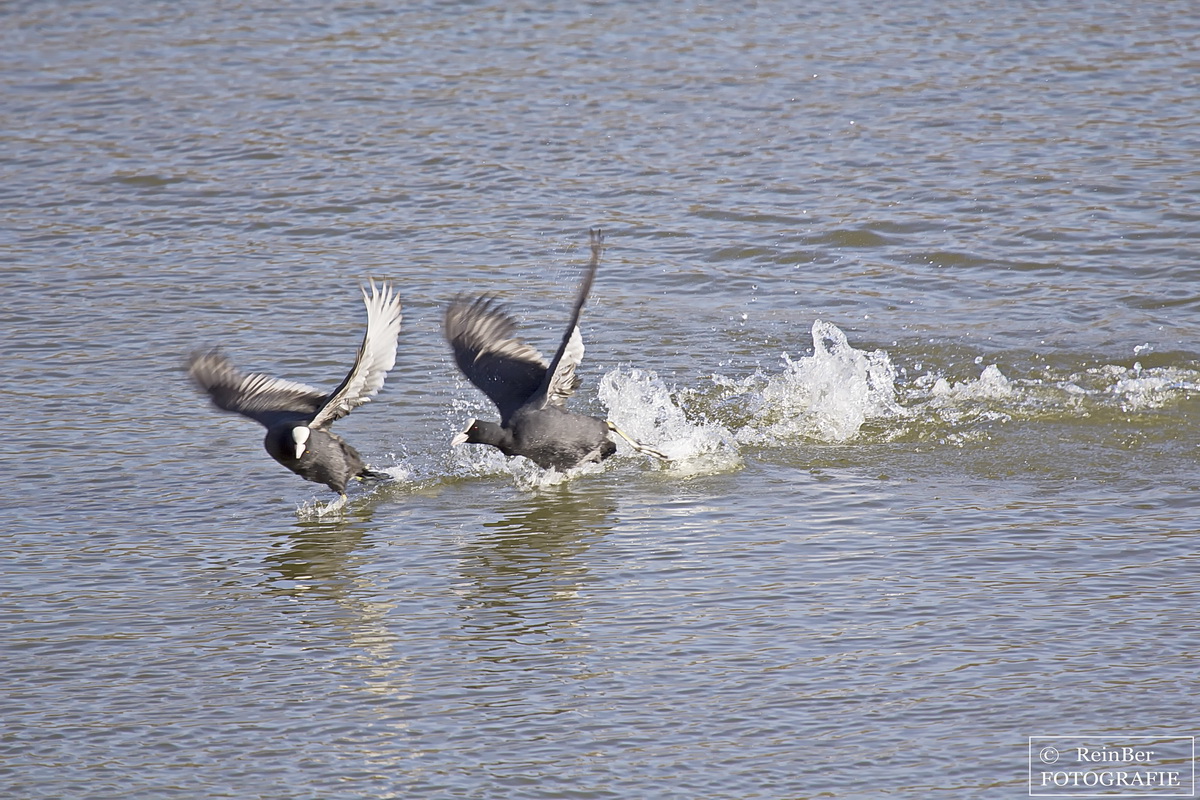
[188,281,403,502]
[445,230,666,470]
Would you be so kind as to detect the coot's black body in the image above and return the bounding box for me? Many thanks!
[188,281,403,497]
[261,423,382,495]
[457,405,617,471]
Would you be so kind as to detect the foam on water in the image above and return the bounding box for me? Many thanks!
[598,367,742,476]
[450,444,595,492]
[1102,364,1200,412]
[912,362,1200,422]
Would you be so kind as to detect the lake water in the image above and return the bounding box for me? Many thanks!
[4,1,1198,798]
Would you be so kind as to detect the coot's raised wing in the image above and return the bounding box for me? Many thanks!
[445,295,548,425]
[309,280,404,429]
[533,228,602,410]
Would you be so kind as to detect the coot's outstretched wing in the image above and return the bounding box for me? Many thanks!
[534,228,602,410]
[309,280,404,429]
[187,350,326,429]
[445,295,549,425]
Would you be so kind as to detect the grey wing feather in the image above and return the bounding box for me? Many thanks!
[187,350,326,429]
[544,326,584,408]
[444,295,549,424]
[532,228,602,410]
[309,280,403,429]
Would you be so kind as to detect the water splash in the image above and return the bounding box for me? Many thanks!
[295,493,348,520]
[1104,364,1199,412]
[712,320,907,445]
[892,363,1015,446]
[928,363,1013,402]
[598,367,742,476]
[913,361,1199,422]
[379,464,412,483]
[292,464,411,518]
[343,322,1199,500]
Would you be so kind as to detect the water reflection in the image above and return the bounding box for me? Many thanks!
[260,506,416,705]
[263,511,377,601]
[450,488,615,660]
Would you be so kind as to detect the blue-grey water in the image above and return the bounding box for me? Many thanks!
[4,2,1198,798]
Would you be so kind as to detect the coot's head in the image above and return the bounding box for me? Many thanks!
[266,424,311,463]
[452,418,513,452]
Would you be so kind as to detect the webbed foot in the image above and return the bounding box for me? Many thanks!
[607,421,670,461]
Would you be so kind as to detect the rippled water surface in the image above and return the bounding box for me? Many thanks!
[4,2,1199,798]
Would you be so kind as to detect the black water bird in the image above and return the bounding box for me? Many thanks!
[187,281,403,503]
[444,229,667,471]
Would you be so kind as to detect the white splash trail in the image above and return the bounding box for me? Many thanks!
[598,367,743,477]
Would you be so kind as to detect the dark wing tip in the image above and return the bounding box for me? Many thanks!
[445,293,510,340]
[185,348,327,427]
[185,348,230,385]
[534,228,603,406]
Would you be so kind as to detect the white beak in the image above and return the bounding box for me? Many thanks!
[451,418,475,447]
[292,426,311,459]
